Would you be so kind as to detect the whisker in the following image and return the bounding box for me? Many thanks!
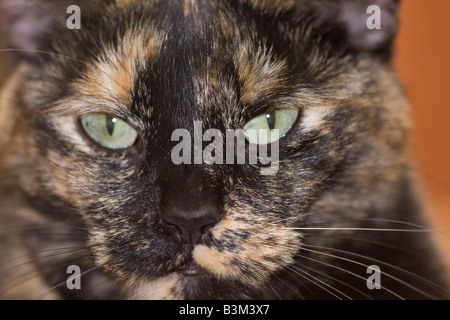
[267,283,283,300]
[285,265,345,300]
[302,217,431,228]
[300,245,439,299]
[255,238,405,298]
[0,225,91,232]
[305,233,441,265]
[25,0,67,28]
[0,253,95,297]
[0,222,113,245]
[267,280,292,300]
[303,244,450,296]
[295,252,404,299]
[0,48,84,64]
[0,246,88,268]
[282,266,316,298]
[33,261,108,300]
[301,217,450,236]
[299,263,374,300]
[267,273,302,300]
[282,227,434,232]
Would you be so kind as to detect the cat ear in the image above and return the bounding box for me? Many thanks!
[0,0,76,51]
[310,0,402,51]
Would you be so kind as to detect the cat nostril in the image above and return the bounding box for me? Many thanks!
[162,223,183,242]
[161,205,222,245]
[200,224,214,236]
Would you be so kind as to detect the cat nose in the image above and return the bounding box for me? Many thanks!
[161,202,223,245]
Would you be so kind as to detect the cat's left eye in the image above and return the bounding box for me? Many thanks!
[81,114,138,150]
[243,108,299,145]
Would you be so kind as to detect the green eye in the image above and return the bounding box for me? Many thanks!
[243,108,299,145]
[81,114,138,149]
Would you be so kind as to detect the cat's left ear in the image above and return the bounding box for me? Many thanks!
[308,0,402,52]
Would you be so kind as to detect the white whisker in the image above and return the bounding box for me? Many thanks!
[301,246,440,299]
[285,265,345,300]
[295,253,404,299]
[282,227,434,232]
[33,263,106,300]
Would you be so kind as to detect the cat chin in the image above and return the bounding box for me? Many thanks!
[131,273,183,300]
[129,272,244,300]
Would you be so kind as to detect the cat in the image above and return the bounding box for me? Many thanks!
[0,0,449,300]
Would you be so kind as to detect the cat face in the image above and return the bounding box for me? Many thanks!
[4,0,441,300]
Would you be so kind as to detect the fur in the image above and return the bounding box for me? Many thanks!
[0,0,448,299]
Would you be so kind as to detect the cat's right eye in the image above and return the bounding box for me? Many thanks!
[81,114,138,150]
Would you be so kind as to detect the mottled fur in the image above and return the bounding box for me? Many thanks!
[0,0,448,299]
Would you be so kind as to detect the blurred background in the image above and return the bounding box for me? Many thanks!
[395,1,450,268]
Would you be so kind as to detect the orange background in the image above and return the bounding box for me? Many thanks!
[395,1,450,268]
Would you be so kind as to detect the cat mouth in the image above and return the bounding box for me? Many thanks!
[175,259,208,277]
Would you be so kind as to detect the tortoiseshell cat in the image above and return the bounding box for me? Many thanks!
[0,0,448,300]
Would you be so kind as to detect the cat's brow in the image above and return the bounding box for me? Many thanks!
[74,31,163,108]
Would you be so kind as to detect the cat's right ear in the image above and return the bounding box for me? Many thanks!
[0,0,76,52]
[296,0,402,52]
[245,0,401,53]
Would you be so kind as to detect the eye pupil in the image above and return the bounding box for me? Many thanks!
[106,116,116,136]
[266,109,276,130]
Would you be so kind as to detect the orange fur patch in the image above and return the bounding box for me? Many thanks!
[193,207,302,288]
[236,42,288,106]
[71,30,162,114]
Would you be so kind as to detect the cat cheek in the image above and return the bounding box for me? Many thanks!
[193,238,301,289]
[193,213,302,288]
